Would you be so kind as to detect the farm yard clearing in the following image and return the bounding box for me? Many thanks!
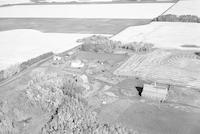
[0,3,173,19]
[112,22,200,50]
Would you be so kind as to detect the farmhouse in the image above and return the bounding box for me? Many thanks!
[70,59,85,68]
[142,82,169,102]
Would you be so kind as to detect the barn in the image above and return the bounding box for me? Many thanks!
[142,82,169,102]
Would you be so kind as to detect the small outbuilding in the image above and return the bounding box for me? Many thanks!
[142,82,169,102]
[53,55,62,61]
[79,74,89,84]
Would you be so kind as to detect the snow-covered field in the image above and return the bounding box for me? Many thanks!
[0,3,173,19]
[165,0,200,16]
[45,0,112,2]
[112,22,200,50]
[0,29,111,70]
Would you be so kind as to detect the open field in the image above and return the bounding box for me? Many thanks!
[98,99,200,134]
[165,0,200,16]
[114,49,200,89]
[0,3,173,19]
[0,29,110,70]
[0,18,151,34]
[119,102,200,134]
[112,22,200,50]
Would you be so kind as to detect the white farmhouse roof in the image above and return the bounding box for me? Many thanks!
[71,59,84,68]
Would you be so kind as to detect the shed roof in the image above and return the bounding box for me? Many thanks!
[71,59,84,68]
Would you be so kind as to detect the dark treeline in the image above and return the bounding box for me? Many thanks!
[20,52,53,71]
[79,35,154,53]
[153,14,200,23]
[0,52,53,82]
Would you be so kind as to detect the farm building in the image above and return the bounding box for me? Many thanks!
[142,83,169,102]
[79,74,89,84]
[53,55,62,61]
[70,59,85,68]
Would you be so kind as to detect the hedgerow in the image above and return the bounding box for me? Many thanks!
[79,35,154,53]
[153,14,200,23]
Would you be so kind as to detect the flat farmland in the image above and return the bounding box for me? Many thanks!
[118,102,200,134]
[0,18,151,34]
[114,50,200,88]
[0,3,173,19]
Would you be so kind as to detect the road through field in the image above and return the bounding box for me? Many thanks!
[0,3,173,19]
